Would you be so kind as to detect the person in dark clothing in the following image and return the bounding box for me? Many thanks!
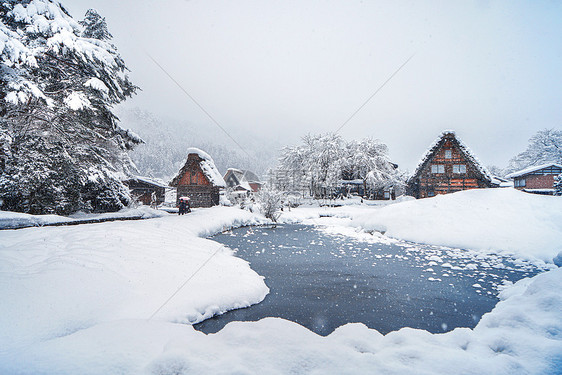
[185,199,191,213]
[178,199,186,215]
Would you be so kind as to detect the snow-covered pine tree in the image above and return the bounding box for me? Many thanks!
[79,9,112,41]
[0,1,140,214]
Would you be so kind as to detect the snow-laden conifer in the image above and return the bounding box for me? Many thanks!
[0,1,140,214]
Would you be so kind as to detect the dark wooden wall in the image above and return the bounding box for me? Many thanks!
[175,160,220,208]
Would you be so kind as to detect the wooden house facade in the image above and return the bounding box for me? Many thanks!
[505,163,562,195]
[407,131,495,199]
[123,177,167,206]
[170,148,226,208]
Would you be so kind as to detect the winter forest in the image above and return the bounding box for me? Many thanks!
[1,1,562,374]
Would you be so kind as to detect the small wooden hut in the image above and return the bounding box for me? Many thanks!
[123,176,167,206]
[506,163,562,195]
[170,148,226,208]
[407,131,495,198]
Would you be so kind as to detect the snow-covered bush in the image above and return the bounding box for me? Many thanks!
[255,184,284,222]
[554,173,562,196]
[0,1,139,214]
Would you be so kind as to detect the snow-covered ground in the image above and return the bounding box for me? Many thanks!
[282,189,562,265]
[0,207,269,374]
[0,206,168,229]
[1,189,561,374]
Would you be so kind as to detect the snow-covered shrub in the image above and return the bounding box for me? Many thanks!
[255,184,284,222]
[554,173,562,196]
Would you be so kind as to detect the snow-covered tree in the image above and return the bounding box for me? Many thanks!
[274,133,344,198]
[554,173,562,196]
[344,138,403,197]
[506,129,562,173]
[255,183,284,222]
[0,1,140,214]
[272,133,401,199]
[79,9,112,40]
[486,165,505,178]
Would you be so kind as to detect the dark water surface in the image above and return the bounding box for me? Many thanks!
[194,224,542,336]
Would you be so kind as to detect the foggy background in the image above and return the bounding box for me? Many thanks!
[66,0,562,174]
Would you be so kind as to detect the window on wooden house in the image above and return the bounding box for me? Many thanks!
[514,178,526,187]
[445,150,452,159]
[431,164,445,174]
[453,165,466,174]
[427,191,435,197]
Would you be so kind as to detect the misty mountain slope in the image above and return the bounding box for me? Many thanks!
[117,108,280,182]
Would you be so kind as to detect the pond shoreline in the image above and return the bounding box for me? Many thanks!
[196,222,542,336]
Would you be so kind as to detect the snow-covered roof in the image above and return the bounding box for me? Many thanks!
[226,167,243,174]
[124,176,169,188]
[242,170,261,183]
[339,179,364,185]
[171,148,226,187]
[505,163,562,179]
[224,168,260,191]
[410,131,493,182]
[523,188,555,193]
[491,176,513,188]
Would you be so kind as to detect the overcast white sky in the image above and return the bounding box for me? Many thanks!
[67,0,561,171]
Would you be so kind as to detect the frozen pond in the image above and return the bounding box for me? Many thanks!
[195,224,543,336]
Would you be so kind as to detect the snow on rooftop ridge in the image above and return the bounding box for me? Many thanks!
[505,163,562,179]
[226,167,244,174]
[410,130,492,181]
[185,147,214,162]
[126,175,169,188]
[183,147,226,187]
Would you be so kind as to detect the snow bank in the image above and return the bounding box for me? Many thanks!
[0,209,70,228]
[4,268,561,374]
[0,207,270,373]
[1,191,562,374]
[352,189,562,263]
[0,206,167,229]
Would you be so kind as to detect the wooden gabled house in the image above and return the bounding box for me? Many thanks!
[407,131,495,198]
[169,148,226,208]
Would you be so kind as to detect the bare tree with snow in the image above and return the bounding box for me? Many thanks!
[255,183,284,222]
[272,133,401,199]
[506,129,562,174]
